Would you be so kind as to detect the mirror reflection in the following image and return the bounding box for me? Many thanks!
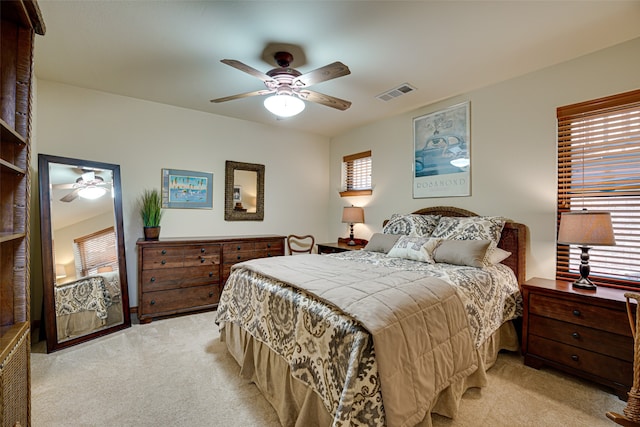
[225,161,264,221]
[39,154,131,352]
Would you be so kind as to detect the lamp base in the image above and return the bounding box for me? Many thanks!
[572,276,596,290]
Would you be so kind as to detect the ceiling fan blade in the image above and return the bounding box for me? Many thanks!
[210,89,274,103]
[294,62,350,87]
[221,59,274,83]
[300,90,352,111]
[52,183,76,190]
[60,189,80,203]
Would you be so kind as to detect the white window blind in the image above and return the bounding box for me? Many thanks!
[556,89,640,288]
[73,227,118,277]
[340,150,372,197]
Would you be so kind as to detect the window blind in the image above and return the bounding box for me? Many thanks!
[74,227,118,276]
[340,150,372,197]
[556,89,640,288]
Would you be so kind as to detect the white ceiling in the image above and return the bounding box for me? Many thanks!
[34,1,640,138]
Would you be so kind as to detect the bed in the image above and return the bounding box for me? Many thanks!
[216,206,526,427]
[55,270,124,341]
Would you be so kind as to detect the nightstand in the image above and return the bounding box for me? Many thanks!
[521,277,634,399]
[317,241,366,254]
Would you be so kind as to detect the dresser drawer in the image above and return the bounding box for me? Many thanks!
[529,314,633,361]
[529,293,630,336]
[255,239,284,252]
[183,245,221,267]
[224,242,256,253]
[141,266,219,292]
[223,249,259,264]
[528,334,632,387]
[140,284,219,315]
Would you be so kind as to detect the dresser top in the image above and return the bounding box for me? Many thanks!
[136,234,285,246]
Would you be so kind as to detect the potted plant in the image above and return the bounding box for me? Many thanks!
[139,189,163,240]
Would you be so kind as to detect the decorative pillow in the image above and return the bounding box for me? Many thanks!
[430,216,506,248]
[486,247,512,265]
[382,214,441,237]
[387,236,441,263]
[364,233,401,254]
[433,240,492,267]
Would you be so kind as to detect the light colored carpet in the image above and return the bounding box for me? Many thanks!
[31,310,626,426]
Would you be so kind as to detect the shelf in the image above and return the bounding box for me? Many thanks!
[0,158,26,175]
[0,232,26,244]
[0,118,26,146]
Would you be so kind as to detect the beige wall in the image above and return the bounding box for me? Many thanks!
[33,81,331,309]
[32,36,640,317]
[330,36,640,281]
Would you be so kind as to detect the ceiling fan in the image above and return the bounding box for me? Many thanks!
[55,171,110,202]
[210,51,352,116]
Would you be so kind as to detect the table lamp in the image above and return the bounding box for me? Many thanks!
[342,206,364,246]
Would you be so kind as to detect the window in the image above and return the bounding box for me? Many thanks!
[73,227,118,277]
[556,89,640,289]
[339,150,372,197]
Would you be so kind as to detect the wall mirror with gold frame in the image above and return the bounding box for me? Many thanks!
[38,154,131,353]
[224,160,264,221]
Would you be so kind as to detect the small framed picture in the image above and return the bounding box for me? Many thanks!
[161,168,213,209]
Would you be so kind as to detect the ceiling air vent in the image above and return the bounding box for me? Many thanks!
[376,83,417,101]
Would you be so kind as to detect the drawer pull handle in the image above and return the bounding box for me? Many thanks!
[150,277,156,282]
[209,272,214,277]
[267,253,272,257]
[236,246,241,250]
[161,260,166,265]
[237,255,241,260]
[201,257,206,263]
[571,355,579,362]
[150,300,156,305]
[571,332,580,339]
[572,309,581,317]
[161,250,166,255]
[267,243,271,248]
[201,248,205,253]
[209,292,214,297]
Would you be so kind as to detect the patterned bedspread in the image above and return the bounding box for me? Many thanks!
[55,273,121,319]
[216,252,521,427]
[333,251,522,348]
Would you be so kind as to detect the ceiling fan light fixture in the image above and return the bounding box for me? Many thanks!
[78,186,107,200]
[264,94,305,117]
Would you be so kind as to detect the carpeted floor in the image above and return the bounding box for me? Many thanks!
[31,310,626,426]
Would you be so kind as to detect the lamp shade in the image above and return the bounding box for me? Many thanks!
[557,211,616,246]
[264,94,305,117]
[342,206,364,224]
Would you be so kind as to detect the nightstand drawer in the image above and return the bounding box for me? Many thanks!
[529,335,632,387]
[529,293,630,336]
[529,314,633,361]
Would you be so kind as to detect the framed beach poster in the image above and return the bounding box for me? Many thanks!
[162,168,213,209]
[413,102,470,198]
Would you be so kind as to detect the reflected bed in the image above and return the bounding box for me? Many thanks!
[55,270,123,341]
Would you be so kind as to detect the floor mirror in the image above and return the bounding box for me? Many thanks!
[38,154,131,352]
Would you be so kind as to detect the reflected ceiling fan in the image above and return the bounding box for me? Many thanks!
[210,51,352,117]
[54,171,110,202]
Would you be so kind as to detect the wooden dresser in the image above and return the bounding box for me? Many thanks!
[522,277,634,399]
[137,235,284,323]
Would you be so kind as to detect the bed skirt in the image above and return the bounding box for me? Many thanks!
[221,320,519,427]
[56,302,124,341]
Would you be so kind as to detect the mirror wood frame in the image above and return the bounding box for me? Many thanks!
[224,160,265,221]
[38,154,131,353]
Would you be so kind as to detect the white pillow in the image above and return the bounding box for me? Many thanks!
[387,236,441,263]
[364,233,401,253]
[486,247,512,265]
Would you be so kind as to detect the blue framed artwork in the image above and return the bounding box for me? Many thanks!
[161,168,213,209]
[413,101,470,198]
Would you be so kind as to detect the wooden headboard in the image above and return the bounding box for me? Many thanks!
[389,206,528,284]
